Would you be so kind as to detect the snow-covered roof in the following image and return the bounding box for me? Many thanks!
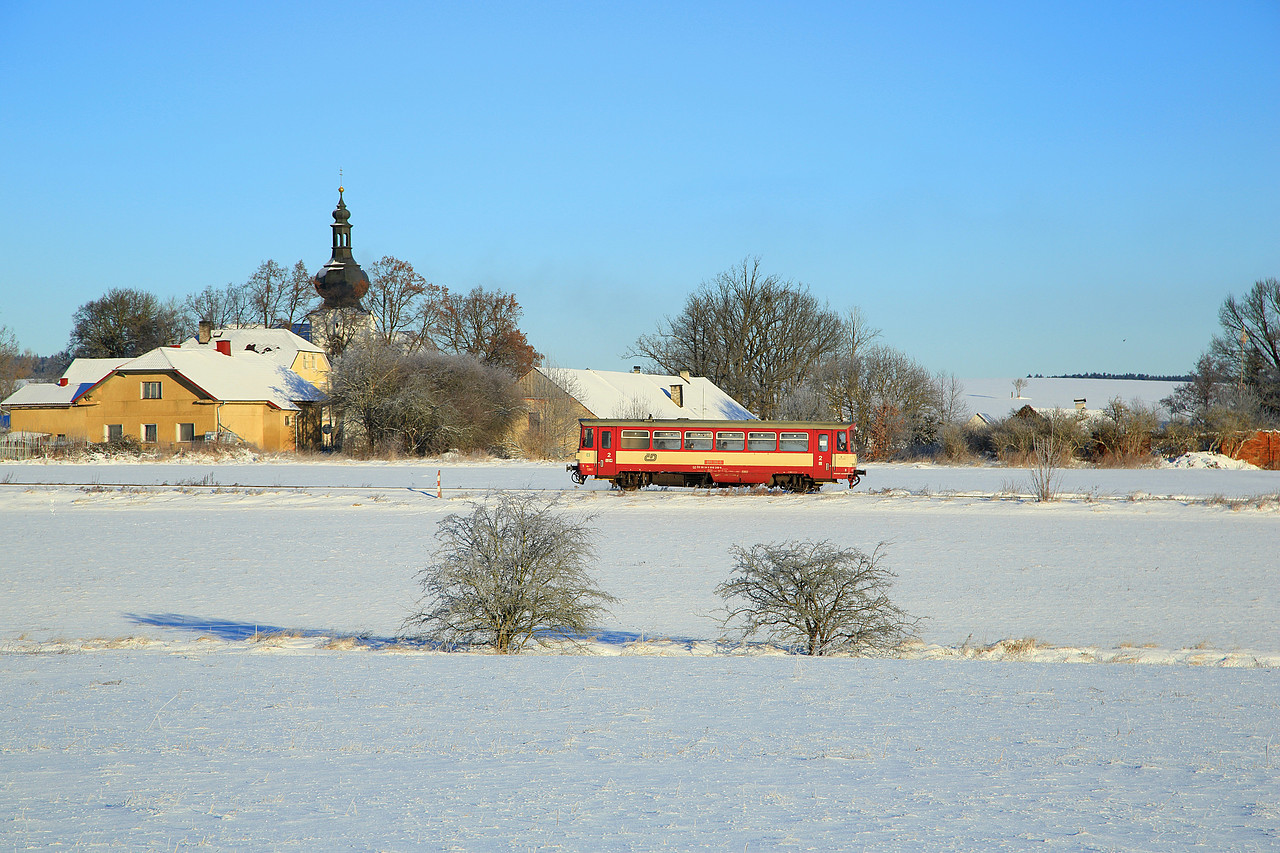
[119,347,325,410]
[179,327,323,370]
[542,368,755,420]
[962,378,1180,418]
[2,358,129,407]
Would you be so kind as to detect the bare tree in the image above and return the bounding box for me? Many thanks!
[612,394,653,419]
[366,255,443,347]
[1164,353,1231,422]
[243,260,288,327]
[1012,378,1028,399]
[631,257,844,418]
[280,260,316,328]
[184,282,250,330]
[820,307,882,423]
[715,540,918,656]
[820,343,940,457]
[934,373,968,425]
[1201,277,1280,420]
[776,381,831,420]
[431,286,541,376]
[406,494,616,653]
[0,323,26,402]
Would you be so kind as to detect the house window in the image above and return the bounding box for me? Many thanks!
[143,424,157,443]
[780,432,809,452]
[684,430,713,450]
[106,424,123,441]
[177,423,195,442]
[141,381,162,399]
[527,411,541,431]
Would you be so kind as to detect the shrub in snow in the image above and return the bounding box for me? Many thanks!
[1028,435,1063,502]
[406,494,616,654]
[715,540,918,656]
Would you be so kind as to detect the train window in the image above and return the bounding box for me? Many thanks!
[818,433,829,452]
[836,430,847,452]
[684,430,712,450]
[652,430,681,450]
[582,427,594,449]
[715,431,745,451]
[621,429,650,449]
[601,430,611,449]
[779,432,809,452]
[747,431,776,451]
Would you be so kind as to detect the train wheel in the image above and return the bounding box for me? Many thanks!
[774,474,811,493]
[614,472,648,491]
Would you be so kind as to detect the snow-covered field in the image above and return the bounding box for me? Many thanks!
[2,457,1277,849]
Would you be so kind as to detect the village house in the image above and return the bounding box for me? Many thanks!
[181,322,330,387]
[2,344,326,452]
[511,366,753,457]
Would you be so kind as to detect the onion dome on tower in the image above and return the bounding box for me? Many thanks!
[312,187,371,309]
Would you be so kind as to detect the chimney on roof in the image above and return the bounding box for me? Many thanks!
[216,340,231,356]
[632,366,641,374]
[198,320,212,344]
[670,385,683,407]
[58,378,68,387]
[679,370,690,381]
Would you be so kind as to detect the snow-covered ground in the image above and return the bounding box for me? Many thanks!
[2,458,1277,849]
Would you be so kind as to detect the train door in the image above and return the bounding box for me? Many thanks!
[815,430,831,477]
[596,427,617,475]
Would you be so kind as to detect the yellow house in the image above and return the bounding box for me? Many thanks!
[3,346,326,452]
[181,326,330,387]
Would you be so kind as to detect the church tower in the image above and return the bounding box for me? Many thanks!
[312,187,371,309]
[307,186,375,357]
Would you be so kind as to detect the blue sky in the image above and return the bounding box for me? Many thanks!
[2,1,1277,377]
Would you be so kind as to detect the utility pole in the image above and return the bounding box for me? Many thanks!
[1239,327,1248,391]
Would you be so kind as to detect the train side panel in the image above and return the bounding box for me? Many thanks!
[568,419,865,491]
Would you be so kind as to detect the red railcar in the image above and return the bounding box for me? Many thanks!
[568,418,866,492]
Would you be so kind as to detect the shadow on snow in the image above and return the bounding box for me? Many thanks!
[123,613,707,651]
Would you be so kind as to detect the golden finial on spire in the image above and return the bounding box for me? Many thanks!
[339,167,344,194]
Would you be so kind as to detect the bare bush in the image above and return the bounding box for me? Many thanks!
[990,408,1088,463]
[406,495,616,653]
[1028,435,1062,502]
[1089,396,1159,465]
[327,339,521,455]
[715,540,918,656]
